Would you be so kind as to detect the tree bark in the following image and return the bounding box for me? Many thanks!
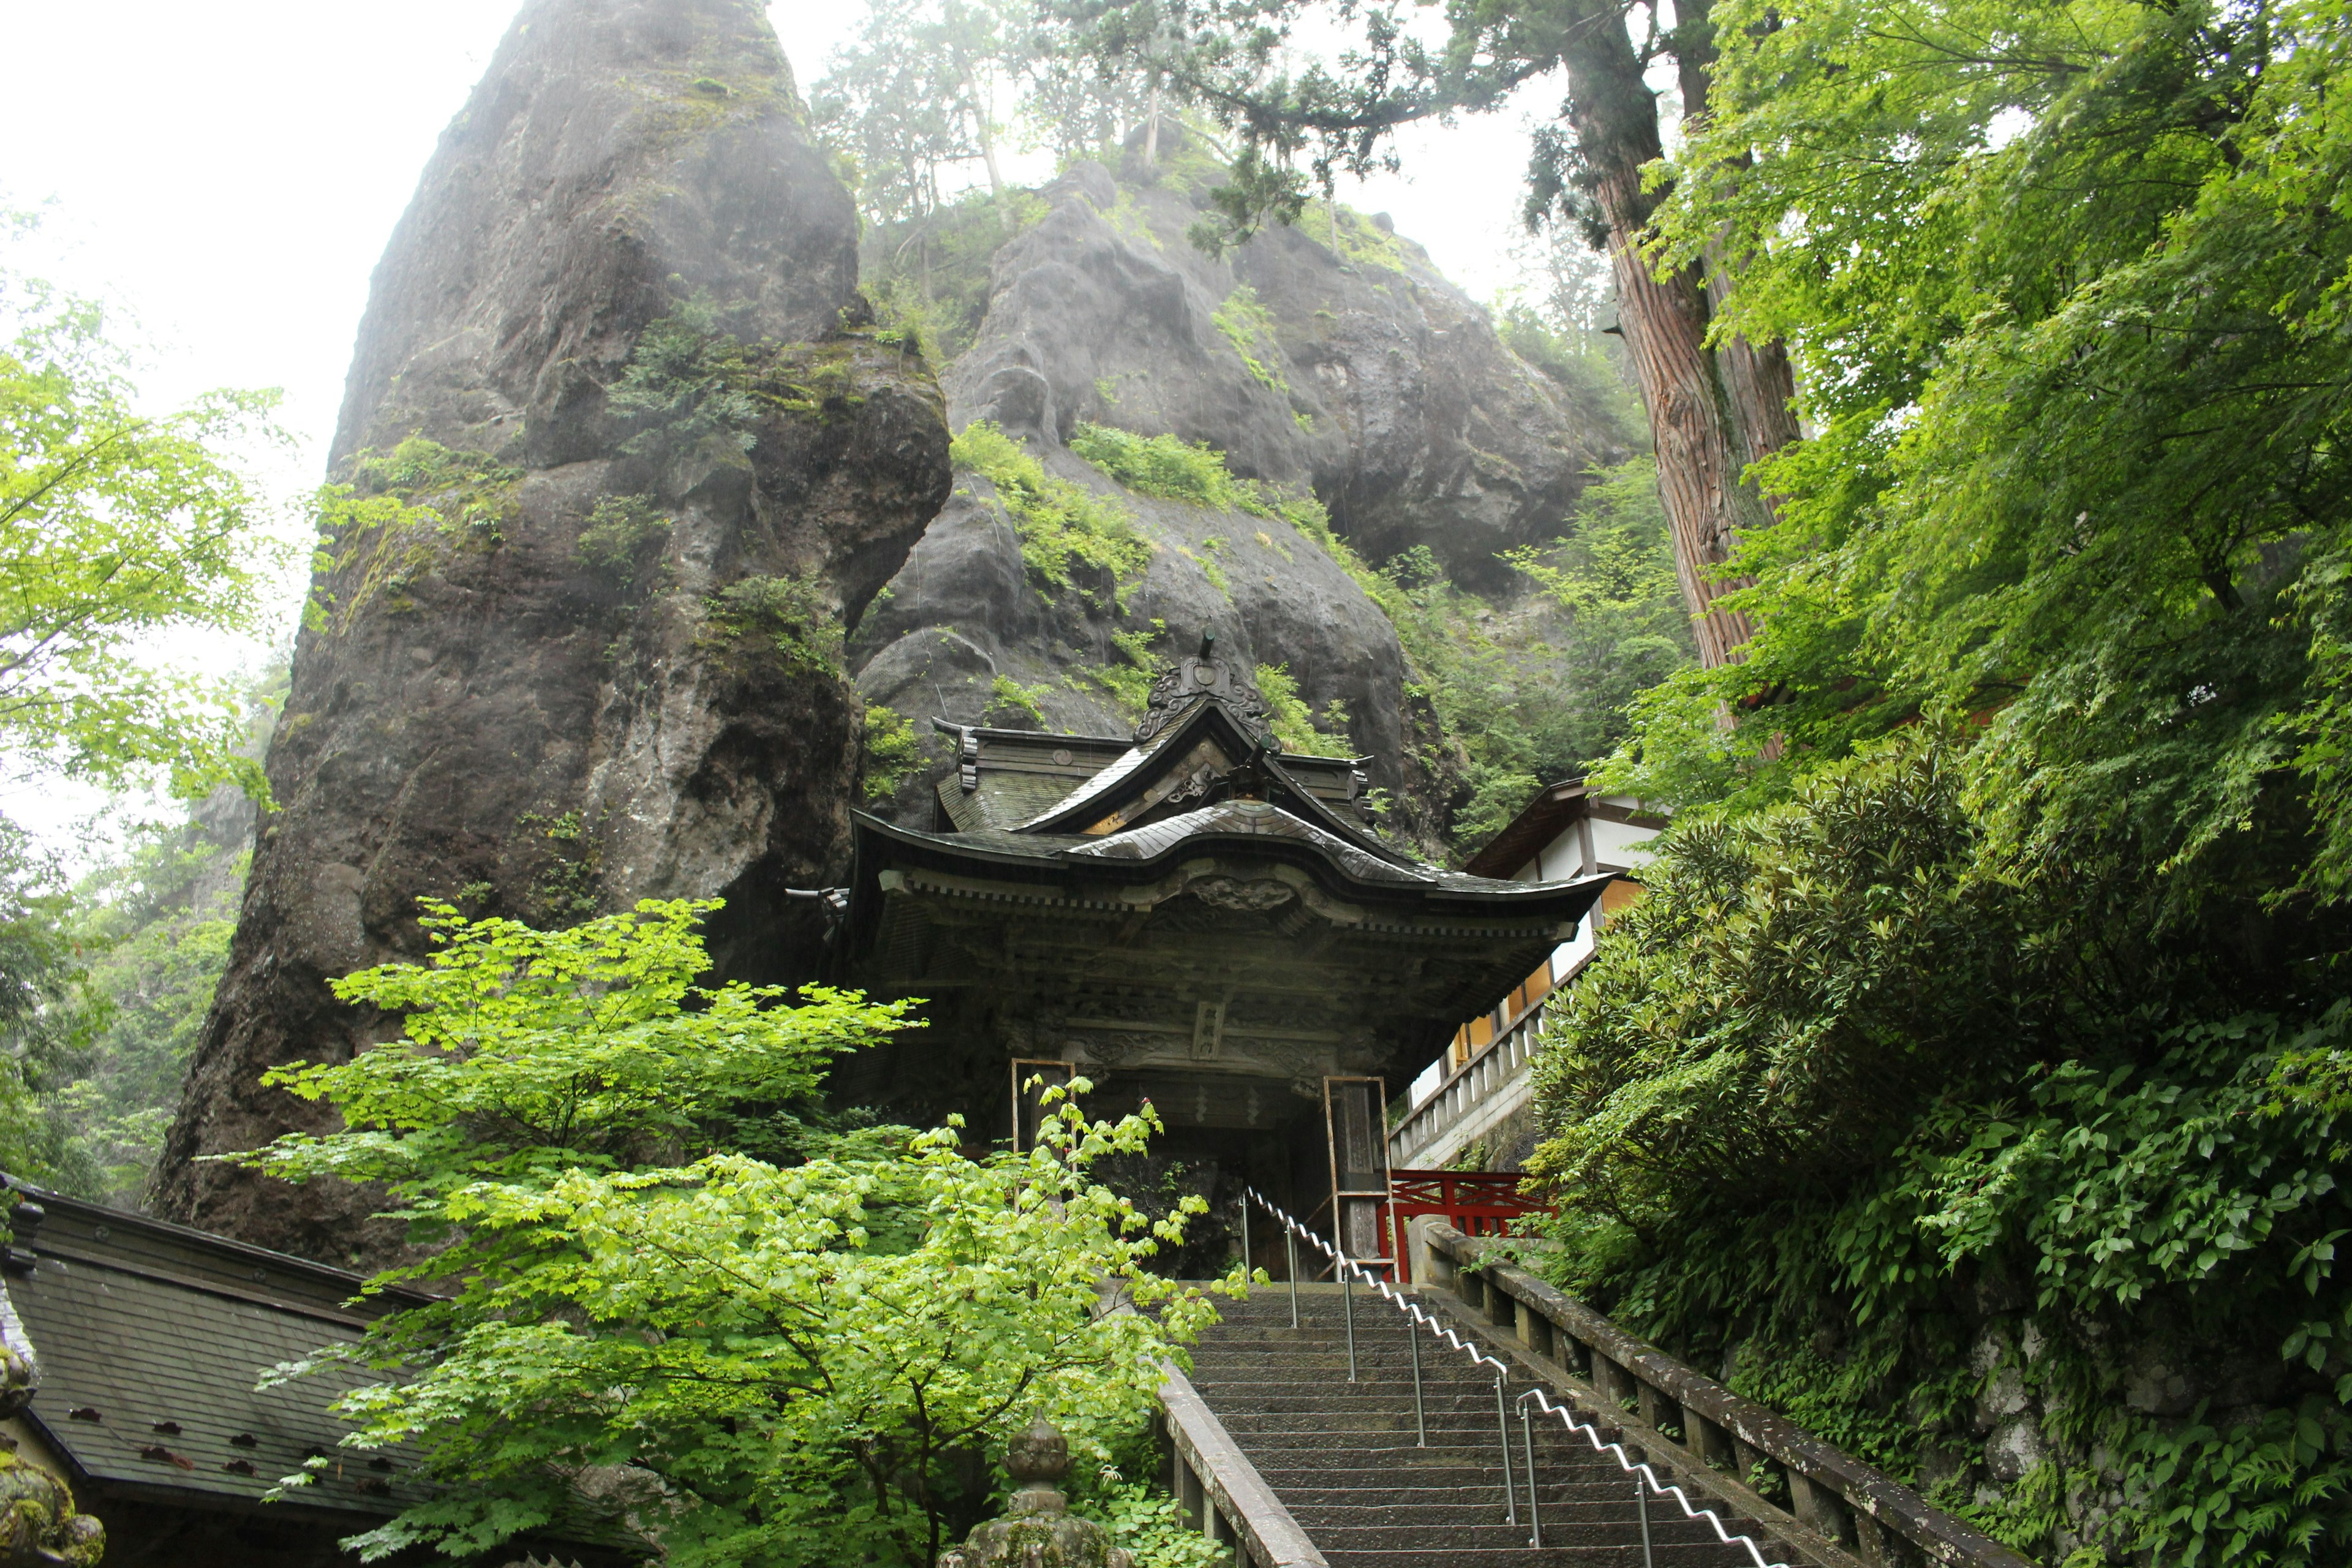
[1561,0,1797,668]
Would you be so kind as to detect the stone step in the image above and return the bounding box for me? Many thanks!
[1310,1518,1761,1553]
[1322,1547,1765,1567]
[1184,1302,1770,1568]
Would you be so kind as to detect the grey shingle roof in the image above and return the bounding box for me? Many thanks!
[1,1180,429,1520]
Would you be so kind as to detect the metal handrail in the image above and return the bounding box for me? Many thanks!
[1244,1185,1790,1568]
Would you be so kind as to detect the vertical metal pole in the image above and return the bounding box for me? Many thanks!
[1637,1472,1655,1568]
[1408,1311,1426,1446]
[1241,1194,1251,1280]
[1521,1404,1542,1547]
[1342,1262,1358,1381]
[1495,1374,1517,1526]
[1285,1227,1299,1329]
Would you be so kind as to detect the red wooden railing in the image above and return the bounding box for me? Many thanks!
[1375,1169,1550,1284]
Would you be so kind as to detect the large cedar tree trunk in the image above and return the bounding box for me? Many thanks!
[1562,0,1798,668]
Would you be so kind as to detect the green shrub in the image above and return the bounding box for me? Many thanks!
[574,493,672,575]
[704,571,842,679]
[1526,735,2352,1566]
[1211,285,1287,394]
[1077,624,1165,721]
[952,421,1151,598]
[1070,424,1246,510]
[984,674,1050,728]
[1254,663,1351,758]
[861,704,926,801]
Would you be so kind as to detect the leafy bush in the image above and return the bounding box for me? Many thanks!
[952,421,1151,598]
[1528,737,2352,1566]
[1210,285,1287,394]
[861,703,927,800]
[314,437,519,633]
[1070,424,1248,510]
[1253,663,1351,758]
[1079,624,1166,720]
[984,674,1050,728]
[1081,1474,1229,1567]
[573,493,671,575]
[704,570,843,680]
[1528,737,2058,1213]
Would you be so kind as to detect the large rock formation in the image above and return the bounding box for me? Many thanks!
[153,0,950,1260]
[853,135,1621,845]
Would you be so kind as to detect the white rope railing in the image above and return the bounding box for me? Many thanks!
[1242,1185,1790,1568]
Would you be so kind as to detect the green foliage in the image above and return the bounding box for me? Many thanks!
[1300,197,1403,275]
[862,704,927,801]
[1182,147,1307,257]
[241,900,907,1194]
[573,493,671,576]
[0,240,288,804]
[1065,423,1330,547]
[1078,1474,1229,1567]
[1608,0,2352,919]
[1210,285,1286,395]
[984,673,1050,728]
[704,571,843,680]
[1527,738,2051,1215]
[54,824,241,1205]
[1504,458,1694,765]
[1070,423,1246,510]
[862,190,1048,366]
[311,437,519,635]
[0,825,103,1190]
[610,297,870,482]
[952,420,1151,597]
[1253,663,1349,758]
[230,903,1234,1566]
[1529,738,2352,1565]
[1078,623,1165,720]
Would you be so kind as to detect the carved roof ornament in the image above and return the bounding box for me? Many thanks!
[937,1418,1133,1568]
[1134,631,1273,746]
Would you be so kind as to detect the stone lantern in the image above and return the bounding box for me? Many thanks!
[937,1419,1134,1568]
[1,1342,107,1567]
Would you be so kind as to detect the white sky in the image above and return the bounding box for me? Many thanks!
[0,0,1568,856]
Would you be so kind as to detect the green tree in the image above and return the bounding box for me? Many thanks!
[48,815,245,1205]
[0,232,287,804]
[815,0,991,228]
[0,824,102,1189]
[1506,456,1695,774]
[233,900,1232,1566]
[1611,0,2352,927]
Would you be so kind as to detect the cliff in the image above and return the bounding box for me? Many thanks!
[152,0,950,1259]
[853,134,1623,849]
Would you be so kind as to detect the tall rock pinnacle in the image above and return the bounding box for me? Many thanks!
[153,0,951,1259]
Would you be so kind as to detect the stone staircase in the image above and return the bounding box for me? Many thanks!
[1186,1286,1777,1567]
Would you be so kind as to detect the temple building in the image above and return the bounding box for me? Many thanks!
[1390,779,1670,1175]
[829,639,1611,1268]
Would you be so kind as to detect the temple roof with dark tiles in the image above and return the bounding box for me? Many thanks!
[0,1175,432,1523]
[835,641,1614,1099]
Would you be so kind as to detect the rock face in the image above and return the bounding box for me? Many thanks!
[959,144,1611,582]
[152,0,950,1259]
[853,135,1620,845]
